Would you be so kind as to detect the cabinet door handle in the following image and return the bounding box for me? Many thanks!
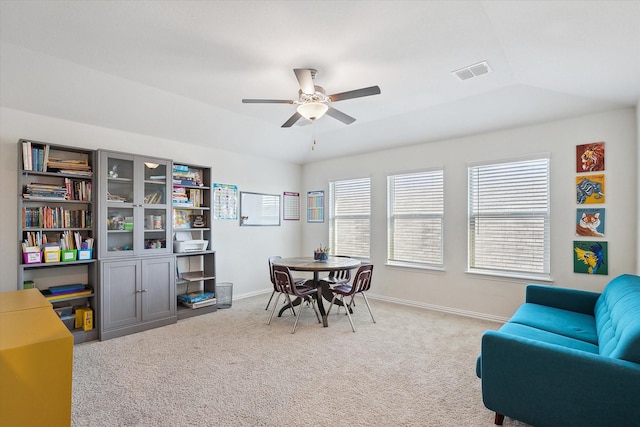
[136,289,148,293]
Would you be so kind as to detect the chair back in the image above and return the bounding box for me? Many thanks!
[328,268,351,282]
[352,264,374,294]
[327,255,351,282]
[268,256,282,286]
[272,265,298,296]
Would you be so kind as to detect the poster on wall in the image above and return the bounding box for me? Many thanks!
[576,174,605,204]
[213,183,238,220]
[573,240,608,275]
[283,192,300,221]
[575,208,605,237]
[576,142,605,172]
[307,190,324,223]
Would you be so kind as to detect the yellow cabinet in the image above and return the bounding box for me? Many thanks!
[0,289,73,426]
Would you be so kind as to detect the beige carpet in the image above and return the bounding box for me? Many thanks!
[72,295,530,426]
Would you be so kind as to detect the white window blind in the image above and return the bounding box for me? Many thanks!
[329,178,371,258]
[468,157,550,279]
[388,169,444,267]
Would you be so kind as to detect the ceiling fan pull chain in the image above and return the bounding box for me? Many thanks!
[311,121,317,151]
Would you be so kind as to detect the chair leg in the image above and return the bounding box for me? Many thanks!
[326,294,338,316]
[310,298,321,323]
[291,297,306,334]
[267,293,282,325]
[494,413,504,425]
[343,295,356,332]
[265,289,276,310]
[360,293,376,324]
[284,294,296,317]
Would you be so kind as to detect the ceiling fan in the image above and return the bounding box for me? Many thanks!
[242,68,381,128]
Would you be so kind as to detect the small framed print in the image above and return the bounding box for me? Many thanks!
[576,142,605,173]
[573,240,608,275]
[307,191,324,223]
[576,174,605,204]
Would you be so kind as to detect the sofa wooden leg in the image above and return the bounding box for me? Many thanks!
[494,412,505,425]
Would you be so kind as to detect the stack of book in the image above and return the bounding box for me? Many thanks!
[172,186,193,206]
[40,284,92,301]
[23,183,68,201]
[47,157,91,174]
[172,164,201,186]
[177,291,216,309]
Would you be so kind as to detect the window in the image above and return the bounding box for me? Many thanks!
[468,156,550,279]
[387,169,444,268]
[329,177,371,258]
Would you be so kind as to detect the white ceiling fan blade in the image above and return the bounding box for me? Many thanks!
[326,107,356,125]
[282,112,302,128]
[293,68,315,95]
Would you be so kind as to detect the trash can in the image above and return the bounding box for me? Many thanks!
[216,282,233,308]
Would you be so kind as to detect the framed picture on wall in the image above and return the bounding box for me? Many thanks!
[576,208,605,237]
[573,240,608,275]
[576,142,605,173]
[576,174,605,204]
[307,190,324,223]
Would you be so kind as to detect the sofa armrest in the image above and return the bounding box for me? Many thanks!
[525,284,600,314]
[480,330,640,426]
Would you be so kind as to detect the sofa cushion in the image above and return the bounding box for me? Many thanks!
[509,303,598,344]
[595,274,640,363]
[498,322,600,353]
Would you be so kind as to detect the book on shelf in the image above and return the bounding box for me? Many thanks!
[41,287,92,301]
[143,191,163,204]
[178,291,216,309]
[46,147,91,172]
[173,209,191,229]
[23,183,68,200]
[22,140,31,171]
[21,141,56,172]
[47,283,87,295]
[178,291,215,304]
[22,206,92,228]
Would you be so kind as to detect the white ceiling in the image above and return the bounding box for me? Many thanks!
[1,1,639,164]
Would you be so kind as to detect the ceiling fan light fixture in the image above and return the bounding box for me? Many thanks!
[297,102,328,121]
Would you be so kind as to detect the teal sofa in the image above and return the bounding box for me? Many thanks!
[476,274,640,426]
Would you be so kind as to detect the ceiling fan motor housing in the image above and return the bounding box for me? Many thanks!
[298,86,328,104]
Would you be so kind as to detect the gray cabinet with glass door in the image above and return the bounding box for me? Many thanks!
[97,150,172,258]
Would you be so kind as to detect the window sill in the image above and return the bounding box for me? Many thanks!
[465,269,553,283]
[386,261,445,273]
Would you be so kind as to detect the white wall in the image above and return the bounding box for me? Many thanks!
[0,107,303,296]
[302,108,638,321]
[2,107,637,320]
[637,103,640,274]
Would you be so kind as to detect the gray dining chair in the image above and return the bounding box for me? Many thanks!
[268,265,321,333]
[327,263,375,332]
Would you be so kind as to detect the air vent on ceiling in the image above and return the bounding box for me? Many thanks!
[452,61,491,81]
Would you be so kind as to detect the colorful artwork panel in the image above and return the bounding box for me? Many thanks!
[573,240,608,275]
[575,208,605,237]
[576,142,605,172]
[576,174,605,204]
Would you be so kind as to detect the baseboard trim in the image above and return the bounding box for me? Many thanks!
[366,293,508,324]
[235,289,508,323]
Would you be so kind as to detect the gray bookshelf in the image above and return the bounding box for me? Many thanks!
[17,139,98,344]
[172,162,217,319]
